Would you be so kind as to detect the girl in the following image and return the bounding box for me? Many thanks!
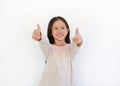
[32,16,83,86]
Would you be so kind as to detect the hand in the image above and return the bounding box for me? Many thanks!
[72,28,83,47]
[32,24,42,41]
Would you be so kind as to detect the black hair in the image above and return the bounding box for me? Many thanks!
[47,16,71,44]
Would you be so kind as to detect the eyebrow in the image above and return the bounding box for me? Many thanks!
[52,25,65,28]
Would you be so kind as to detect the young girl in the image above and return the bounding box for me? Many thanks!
[32,16,83,86]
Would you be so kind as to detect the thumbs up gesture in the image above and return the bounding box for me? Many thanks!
[32,24,42,41]
[72,28,83,47]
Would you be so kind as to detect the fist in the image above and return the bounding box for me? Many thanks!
[32,24,42,41]
[72,28,83,47]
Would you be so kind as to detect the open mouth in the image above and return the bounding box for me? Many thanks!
[56,34,64,37]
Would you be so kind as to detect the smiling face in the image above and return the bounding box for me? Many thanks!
[52,19,69,45]
[47,16,70,44]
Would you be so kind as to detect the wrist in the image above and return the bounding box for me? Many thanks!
[37,38,42,41]
[76,41,83,47]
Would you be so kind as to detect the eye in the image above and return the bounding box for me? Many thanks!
[61,27,65,29]
[54,28,58,30]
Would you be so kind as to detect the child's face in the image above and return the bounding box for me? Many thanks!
[52,19,68,42]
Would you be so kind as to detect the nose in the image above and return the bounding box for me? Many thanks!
[58,28,63,32]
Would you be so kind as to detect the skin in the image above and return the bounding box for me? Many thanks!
[51,20,69,46]
[32,20,83,47]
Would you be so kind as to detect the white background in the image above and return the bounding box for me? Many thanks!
[0,0,120,86]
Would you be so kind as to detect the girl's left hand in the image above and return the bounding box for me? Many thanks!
[72,28,83,47]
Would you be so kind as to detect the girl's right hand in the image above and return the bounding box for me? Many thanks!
[32,24,42,41]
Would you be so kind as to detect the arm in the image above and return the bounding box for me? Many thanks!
[32,24,50,61]
[39,35,51,60]
[69,28,83,58]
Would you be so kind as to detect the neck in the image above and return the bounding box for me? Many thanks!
[54,40,66,46]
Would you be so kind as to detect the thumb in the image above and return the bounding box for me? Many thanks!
[75,28,79,35]
[37,24,41,32]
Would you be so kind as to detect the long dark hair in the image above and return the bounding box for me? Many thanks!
[47,16,70,44]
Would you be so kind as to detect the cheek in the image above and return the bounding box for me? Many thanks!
[65,29,69,34]
[51,31,57,36]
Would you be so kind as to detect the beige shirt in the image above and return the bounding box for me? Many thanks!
[39,37,79,86]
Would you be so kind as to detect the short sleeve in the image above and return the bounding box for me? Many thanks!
[39,35,51,61]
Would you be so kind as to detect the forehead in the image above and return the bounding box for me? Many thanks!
[52,19,66,27]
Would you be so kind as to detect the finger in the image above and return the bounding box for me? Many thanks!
[75,28,79,34]
[37,24,41,32]
[35,31,40,38]
[34,29,40,37]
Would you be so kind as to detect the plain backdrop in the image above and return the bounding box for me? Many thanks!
[0,0,120,86]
